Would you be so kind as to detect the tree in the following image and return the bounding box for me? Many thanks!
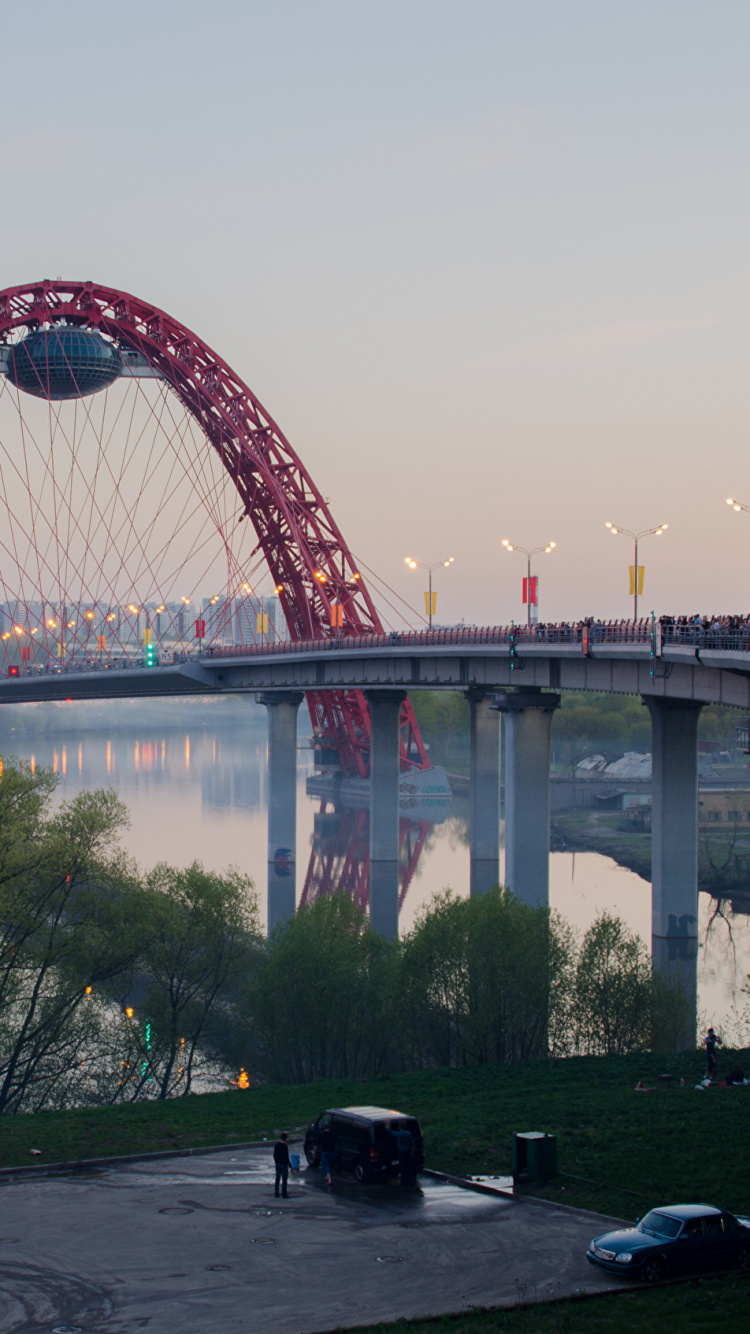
[245,894,399,1083]
[109,862,259,1100]
[571,912,653,1055]
[401,888,567,1067]
[0,759,143,1113]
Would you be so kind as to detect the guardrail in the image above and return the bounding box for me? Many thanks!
[6,618,750,678]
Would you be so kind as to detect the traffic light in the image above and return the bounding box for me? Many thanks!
[145,641,158,667]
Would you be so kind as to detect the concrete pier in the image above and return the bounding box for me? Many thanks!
[467,688,501,894]
[258,691,304,933]
[495,689,560,907]
[365,689,406,939]
[645,696,702,1044]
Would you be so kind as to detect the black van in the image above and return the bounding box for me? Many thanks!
[304,1105,424,1182]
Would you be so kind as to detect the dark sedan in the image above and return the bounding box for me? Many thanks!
[587,1204,750,1283]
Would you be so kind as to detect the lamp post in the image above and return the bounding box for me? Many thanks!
[605,522,668,621]
[726,496,750,514]
[501,539,556,626]
[405,555,455,629]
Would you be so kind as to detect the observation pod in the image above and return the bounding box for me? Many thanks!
[5,326,123,400]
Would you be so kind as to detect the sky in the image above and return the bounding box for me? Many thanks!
[1,0,750,627]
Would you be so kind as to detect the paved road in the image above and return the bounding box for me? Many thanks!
[0,1146,623,1333]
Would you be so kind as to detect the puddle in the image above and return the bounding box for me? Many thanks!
[465,1175,515,1192]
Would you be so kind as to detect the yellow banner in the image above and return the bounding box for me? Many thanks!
[628,565,645,596]
[143,628,152,645]
[424,591,437,617]
[256,612,269,634]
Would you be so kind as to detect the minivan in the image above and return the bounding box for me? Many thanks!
[304,1105,424,1182]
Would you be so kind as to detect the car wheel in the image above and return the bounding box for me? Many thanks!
[736,1245,750,1270]
[354,1162,370,1183]
[305,1148,317,1166]
[642,1257,665,1284]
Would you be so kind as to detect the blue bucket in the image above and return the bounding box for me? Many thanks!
[290,1153,300,1171]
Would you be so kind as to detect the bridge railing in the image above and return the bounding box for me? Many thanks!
[8,618,750,676]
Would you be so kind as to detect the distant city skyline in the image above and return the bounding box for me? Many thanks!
[2,2,749,627]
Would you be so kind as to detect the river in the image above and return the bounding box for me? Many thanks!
[2,698,748,1039]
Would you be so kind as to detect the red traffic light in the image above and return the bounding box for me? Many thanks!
[7,665,19,677]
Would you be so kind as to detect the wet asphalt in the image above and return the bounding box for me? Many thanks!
[0,1144,623,1333]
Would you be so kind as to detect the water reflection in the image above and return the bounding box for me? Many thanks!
[0,704,747,1034]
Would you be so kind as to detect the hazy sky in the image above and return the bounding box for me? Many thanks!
[2,1,750,627]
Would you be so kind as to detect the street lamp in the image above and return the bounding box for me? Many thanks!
[726,497,750,513]
[605,522,668,621]
[501,539,556,627]
[405,555,455,629]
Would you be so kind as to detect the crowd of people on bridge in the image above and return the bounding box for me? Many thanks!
[6,612,750,677]
[518,614,750,650]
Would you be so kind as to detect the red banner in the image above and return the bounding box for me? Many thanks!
[522,576,538,606]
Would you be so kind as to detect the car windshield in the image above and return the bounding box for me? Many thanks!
[638,1211,683,1239]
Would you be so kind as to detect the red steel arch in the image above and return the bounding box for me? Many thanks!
[0,279,428,777]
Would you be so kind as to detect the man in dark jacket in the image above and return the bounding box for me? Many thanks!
[273,1132,291,1198]
[318,1123,336,1186]
[392,1125,415,1187]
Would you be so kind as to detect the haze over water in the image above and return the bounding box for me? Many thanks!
[4,698,747,1041]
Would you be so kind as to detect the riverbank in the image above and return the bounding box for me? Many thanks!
[2,1052,748,1218]
[551,811,652,880]
[552,809,750,901]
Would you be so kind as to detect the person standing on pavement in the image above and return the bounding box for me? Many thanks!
[318,1122,336,1186]
[392,1124,416,1187]
[274,1132,291,1198]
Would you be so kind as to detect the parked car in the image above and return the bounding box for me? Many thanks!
[587,1204,750,1283]
[304,1105,424,1182]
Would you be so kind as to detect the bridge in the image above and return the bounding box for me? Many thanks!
[0,620,745,983]
[0,279,741,1026]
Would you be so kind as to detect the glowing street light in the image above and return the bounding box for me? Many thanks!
[404,555,455,629]
[501,539,556,626]
[605,522,667,621]
[726,496,750,513]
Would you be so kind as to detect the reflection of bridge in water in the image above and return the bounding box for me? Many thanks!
[301,778,453,913]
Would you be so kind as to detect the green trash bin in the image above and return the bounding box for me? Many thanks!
[512,1131,557,1182]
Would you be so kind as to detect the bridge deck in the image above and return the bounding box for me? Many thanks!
[0,624,749,707]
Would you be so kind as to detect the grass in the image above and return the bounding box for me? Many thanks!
[348,1274,750,1333]
[1,1052,749,1221]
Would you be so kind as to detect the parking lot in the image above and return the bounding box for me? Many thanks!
[0,1145,623,1333]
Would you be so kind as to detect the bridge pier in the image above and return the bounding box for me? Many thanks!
[258,691,304,934]
[645,696,702,1046]
[467,689,501,894]
[365,689,406,940]
[495,689,560,907]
